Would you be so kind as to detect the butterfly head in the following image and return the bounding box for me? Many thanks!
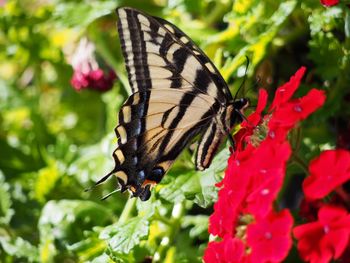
[233,98,250,112]
[225,98,250,129]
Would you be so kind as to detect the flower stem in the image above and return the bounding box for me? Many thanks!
[291,153,308,174]
[118,197,136,224]
[154,202,185,262]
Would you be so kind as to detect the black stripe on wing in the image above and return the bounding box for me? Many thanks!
[109,88,217,198]
[152,15,233,101]
[116,7,230,104]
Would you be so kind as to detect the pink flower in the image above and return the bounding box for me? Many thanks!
[203,236,245,263]
[247,210,293,263]
[303,149,350,200]
[320,0,339,7]
[69,38,116,92]
[293,205,350,263]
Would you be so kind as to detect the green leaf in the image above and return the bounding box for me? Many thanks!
[34,160,61,203]
[0,172,13,224]
[0,236,39,262]
[346,9,350,38]
[100,216,149,254]
[159,148,230,208]
[39,200,113,243]
[53,1,118,28]
[182,215,209,238]
[68,133,116,185]
[67,232,107,262]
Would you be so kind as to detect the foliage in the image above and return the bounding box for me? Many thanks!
[0,0,350,262]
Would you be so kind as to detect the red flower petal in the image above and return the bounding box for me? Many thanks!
[247,209,293,262]
[203,236,245,263]
[244,88,268,127]
[294,205,350,263]
[244,141,291,218]
[269,89,326,130]
[70,70,89,90]
[269,67,306,111]
[303,150,350,200]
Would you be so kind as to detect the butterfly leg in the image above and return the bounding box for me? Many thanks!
[228,133,235,148]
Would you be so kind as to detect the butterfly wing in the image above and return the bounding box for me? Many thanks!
[98,7,236,200]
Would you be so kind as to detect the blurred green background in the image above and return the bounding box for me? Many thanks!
[0,0,349,262]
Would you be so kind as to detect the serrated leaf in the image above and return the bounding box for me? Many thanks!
[136,198,160,219]
[159,148,230,208]
[100,217,149,254]
[91,253,113,263]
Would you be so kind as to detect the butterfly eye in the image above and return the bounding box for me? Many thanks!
[233,98,248,109]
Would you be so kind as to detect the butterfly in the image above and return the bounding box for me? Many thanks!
[93,7,249,201]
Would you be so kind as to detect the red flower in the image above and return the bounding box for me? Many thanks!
[235,89,268,151]
[237,67,325,146]
[268,89,326,141]
[320,0,339,7]
[303,149,350,200]
[203,236,245,263]
[247,209,293,263]
[293,205,350,263]
[209,153,251,237]
[269,67,306,111]
[244,141,291,218]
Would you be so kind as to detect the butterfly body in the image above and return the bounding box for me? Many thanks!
[96,7,248,201]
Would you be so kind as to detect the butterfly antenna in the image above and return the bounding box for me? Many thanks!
[233,56,250,102]
[101,188,120,200]
[84,169,115,192]
[255,75,261,87]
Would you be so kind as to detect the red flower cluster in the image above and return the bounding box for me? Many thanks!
[204,67,326,263]
[69,38,116,92]
[293,149,350,263]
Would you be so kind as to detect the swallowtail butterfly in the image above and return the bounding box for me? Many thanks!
[95,7,249,201]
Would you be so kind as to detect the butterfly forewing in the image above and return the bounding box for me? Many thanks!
[97,7,244,201]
